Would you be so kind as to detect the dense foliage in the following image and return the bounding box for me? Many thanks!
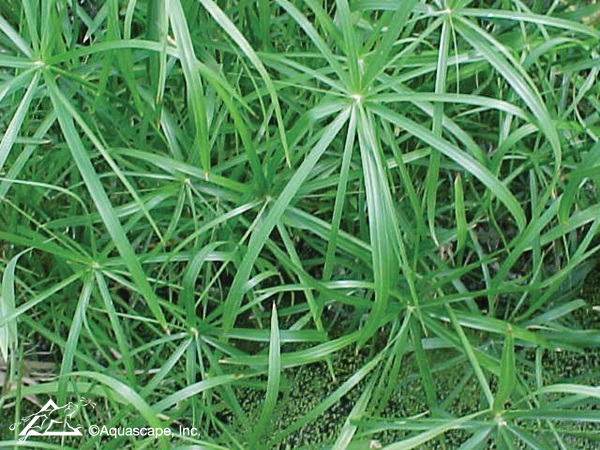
[1,0,599,448]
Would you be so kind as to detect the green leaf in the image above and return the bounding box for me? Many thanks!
[445,305,494,406]
[0,251,27,361]
[493,327,516,414]
[454,173,467,260]
[382,411,486,450]
[199,0,290,166]
[454,17,562,170]
[362,0,418,85]
[332,378,375,450]
[152,374,243,412]
[459,8,600,38]
[222,108,350,331]
[168,0,210,171]
[356,104,400,346]
[0,13,32,57]
[0,71,39,172]
[44,72,167,328]
[371,104,526,230]
[57,273,94,405]
[249,303,281,446]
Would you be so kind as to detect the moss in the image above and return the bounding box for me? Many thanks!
[224,268,600,448]
[273,349,372,448]
[577,262,600,329]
